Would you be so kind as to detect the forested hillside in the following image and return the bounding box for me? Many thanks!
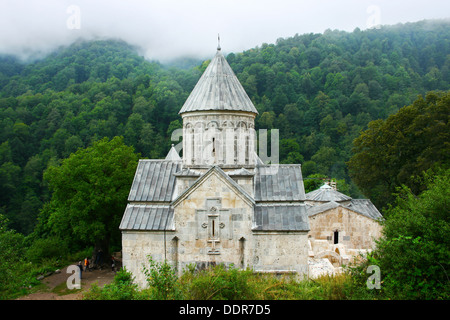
[0,20,449,235]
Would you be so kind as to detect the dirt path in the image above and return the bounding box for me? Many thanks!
[16,264,117,300]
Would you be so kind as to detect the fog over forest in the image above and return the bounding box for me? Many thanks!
[1,0,449,62]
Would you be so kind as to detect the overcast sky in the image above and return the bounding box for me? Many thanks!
[1,0,449,62]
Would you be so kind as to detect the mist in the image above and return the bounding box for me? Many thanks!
[1,0,449,62]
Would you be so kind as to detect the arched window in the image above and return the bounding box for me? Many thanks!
[334,230,339,244]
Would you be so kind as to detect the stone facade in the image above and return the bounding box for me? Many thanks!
[121,165,310,287]
[305,185,384,270]
[120,46,383,286]
[120,47,310,288]
[182,111,256,167]
[308,206,382,251]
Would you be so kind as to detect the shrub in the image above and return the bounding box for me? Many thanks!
[83,268,139,300]
[180,264,256,300]
[370,169,450,299]
[25,236,68,263]
[143,255,181,300]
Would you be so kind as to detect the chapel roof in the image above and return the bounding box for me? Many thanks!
[306,199,383,221]
[305,183,352,202]
[178,48,258,115]
[121,161,310,231]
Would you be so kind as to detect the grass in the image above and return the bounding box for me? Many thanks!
[83,262,376,300]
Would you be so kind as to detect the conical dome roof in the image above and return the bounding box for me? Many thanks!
[305,184,352,202]
[179,48,258,115]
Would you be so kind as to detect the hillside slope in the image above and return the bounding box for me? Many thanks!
[0,19,448,234]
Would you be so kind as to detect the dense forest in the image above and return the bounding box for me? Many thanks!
[0,20,449,235]
[0,19,449,300]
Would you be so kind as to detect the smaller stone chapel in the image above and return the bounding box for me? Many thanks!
[119,44,382,287]
[305,183,383,271]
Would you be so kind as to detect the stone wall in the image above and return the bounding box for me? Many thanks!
[122,231,174,287]
[308,206,383,251]
[172,170,254,274]
[181,111,256,167]
[252,231,309,276]
[122,170,310,287]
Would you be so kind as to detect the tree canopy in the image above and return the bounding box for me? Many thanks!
[0,20,448,234]
[370,169,450,299]
[37,136,139,253]
[0,19,449,301]
[348,91,450,209]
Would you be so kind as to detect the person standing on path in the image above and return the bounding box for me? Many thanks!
[77,261,83,279]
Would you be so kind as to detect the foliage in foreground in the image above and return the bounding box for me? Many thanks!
[82,268,141,300]
[83,257,381,300]
[373,169,450,299]
[0,213,93,300]
[345,169,450,300]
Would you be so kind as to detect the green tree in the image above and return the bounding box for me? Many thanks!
[0,214,28,299]
[373,169,450,299]
[42,136,139,257]
[348,91,450,209]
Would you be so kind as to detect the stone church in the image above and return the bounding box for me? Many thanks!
[119,44,382,286]
[305,183,383,272]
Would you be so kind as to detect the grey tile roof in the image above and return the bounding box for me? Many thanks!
[178,49,258,115]
[127,160,182,202]
[307,201,341,217]
[306,199,383,221]
[253,203,310,231]
[345,199,384,220]
[305,184,352,202]
[254,165,306,202]
[124,162,310,231]
[120,204,174,231]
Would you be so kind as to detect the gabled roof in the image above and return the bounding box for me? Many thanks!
[307,201,341,217]
[254,165,306,202]
[178,49,258,115]
[127,160,182,202]
[305,184,352,202]
[165,144,181,161]
[344,199,383,220]
[123,162,310,232]
[307,199,383,221]
[171,165,255,208]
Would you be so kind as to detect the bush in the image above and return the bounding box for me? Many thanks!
[180,264,256,300]
[83,268,139,300]
[143,255,181,300]
[25,236,68,263]
[371,169,450,299]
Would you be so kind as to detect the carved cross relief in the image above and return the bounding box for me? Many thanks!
[196,198,232,255]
